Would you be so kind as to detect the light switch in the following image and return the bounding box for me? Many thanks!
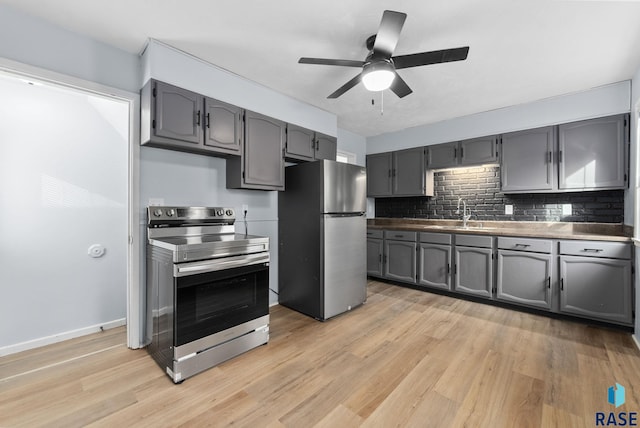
[505,205,513,215]
[562,204,572,215]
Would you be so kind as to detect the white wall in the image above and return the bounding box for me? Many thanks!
[337,128,367,167]
[0,4,139,93]
[140,40,342,304]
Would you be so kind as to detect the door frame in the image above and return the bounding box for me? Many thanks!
[0,57,142,349]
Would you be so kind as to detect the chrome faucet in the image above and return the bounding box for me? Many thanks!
[456,197,472,228]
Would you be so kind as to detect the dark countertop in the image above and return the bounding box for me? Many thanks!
[367,218,633,243]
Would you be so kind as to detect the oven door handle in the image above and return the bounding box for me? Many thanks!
[174,252,270,277]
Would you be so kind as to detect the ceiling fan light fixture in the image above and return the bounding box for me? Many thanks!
[362,61,395,92]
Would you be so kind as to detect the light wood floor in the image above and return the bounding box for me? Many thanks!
[2,280,640,427]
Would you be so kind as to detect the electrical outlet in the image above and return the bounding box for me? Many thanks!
[562,204,572,215]
[505,204,513,215]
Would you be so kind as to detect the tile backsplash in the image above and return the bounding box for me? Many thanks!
[374,166,624,223]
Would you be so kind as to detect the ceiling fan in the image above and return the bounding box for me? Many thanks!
[298,10,469,99]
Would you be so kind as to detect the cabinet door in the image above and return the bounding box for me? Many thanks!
[243,111,285,190]
[203,97,242,155]
[418,243,451,290]
[427,142,458,169]
[558,115,626,190]
[497,250,552,310]
[285,124,315,161]
[366,153,393,196]
[367,238,384,277]
[454,246,493,298]
[501,127,556,192]
[459,136,499,166]
[559,255,632,325]
[384,240,417,283]
[154,81,202,146]
[314,133,337,161]
[393,147,426,196]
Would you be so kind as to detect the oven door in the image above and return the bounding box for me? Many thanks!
[174,254,269,348]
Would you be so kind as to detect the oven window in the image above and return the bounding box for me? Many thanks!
[175,263,269,346]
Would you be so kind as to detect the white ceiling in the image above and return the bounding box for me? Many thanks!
[4,0,640,137]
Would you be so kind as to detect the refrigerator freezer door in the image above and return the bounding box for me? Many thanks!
[323,213,367,319]
[322,161,367,214]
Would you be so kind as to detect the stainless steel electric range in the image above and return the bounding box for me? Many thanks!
[145,206,270,383]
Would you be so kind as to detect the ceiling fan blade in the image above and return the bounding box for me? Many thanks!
[327,73,362,99]
[389,73,412,98]
[299,57,365,67]
[393,46,469,70]
[372,10,407,57]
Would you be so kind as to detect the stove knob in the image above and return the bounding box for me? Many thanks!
[153,209,163,217]
[166,209,175,217]
[225,209,234,216]
[216,209,224,216]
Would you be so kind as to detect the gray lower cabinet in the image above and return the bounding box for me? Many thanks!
[453,235,493,299]
[559,240,632,325]
[226,110,285,190]
[366,230,384,277]
[285,125,337,162]
[384,231,417,284]
[418,232,452,290]
[496,237,553,310]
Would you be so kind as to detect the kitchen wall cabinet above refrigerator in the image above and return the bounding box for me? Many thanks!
[285,124,336,162]
[366,147,434,197]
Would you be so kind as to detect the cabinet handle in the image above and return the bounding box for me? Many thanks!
[560,278,564,291]
[196,110,201,126]
[558,150,563,163]
[460,147,464,158]
[515,243,531,248]
[388,169,392,178]
[394,234,403,238]
[206,112,210,128]
[379,254,382,263]
[548,151,552,163]
[582,248,604,253]
[383,254,387,264]
[447,264,450,274]
[454,264,457,275]
[392,169,396,177]
[315,140,319,151]
[454,148,457,159]
[547,276,551,289]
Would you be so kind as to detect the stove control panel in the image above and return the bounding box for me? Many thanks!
[147,206,235,226]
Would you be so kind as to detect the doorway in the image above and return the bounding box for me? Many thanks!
[0,66,140,355]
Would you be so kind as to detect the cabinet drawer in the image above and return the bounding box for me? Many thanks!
[366,229,383,239]
[559,240,631,260]
[419,232,452,245]
[497,237,552,254]
[455,234,493,248]
[384,230,417,242]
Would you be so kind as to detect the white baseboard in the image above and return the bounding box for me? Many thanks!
[0,318,126,357]
[632,334,640,352]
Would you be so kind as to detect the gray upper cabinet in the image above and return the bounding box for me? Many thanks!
[427,142,458,169]
[366,152,393,196]
[226,110,285,191]
[501,126,556,193]
[141,80,243,157]
[203,98,242,155]
[285,126,336,162]
[141,80,202,149]
[459,136,499,166]
[314,133,337,161]
[427,136,498,169]
[367,148,433,197]
[559,240,632,325]
[558,115,627,190]
[501,115,628,193]
[496,237,553,310]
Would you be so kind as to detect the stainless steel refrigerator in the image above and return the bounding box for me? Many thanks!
[278,160,367,320]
